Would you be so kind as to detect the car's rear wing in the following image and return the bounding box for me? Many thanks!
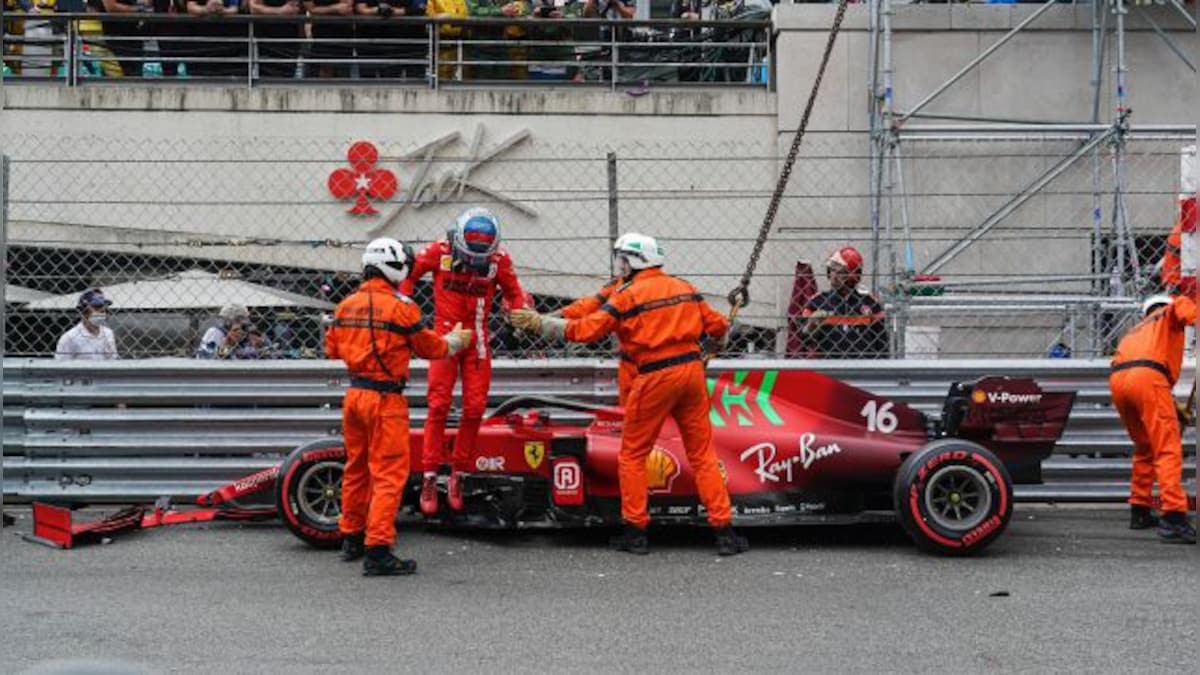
[940,377,1076,483]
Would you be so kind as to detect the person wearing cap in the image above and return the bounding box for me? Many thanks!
[799,245,888,359]
[1109,293,1197,544]
[55,289,119,360]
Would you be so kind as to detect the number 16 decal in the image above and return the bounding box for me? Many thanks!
[861,400,898,434]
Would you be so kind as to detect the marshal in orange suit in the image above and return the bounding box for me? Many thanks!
[1109,293,1196,544]
[326,238,473,575]
[510,233,749,556]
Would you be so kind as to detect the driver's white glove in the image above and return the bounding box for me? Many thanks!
[444,322,474,356]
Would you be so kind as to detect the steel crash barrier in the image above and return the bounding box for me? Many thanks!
[1,358,1195,504]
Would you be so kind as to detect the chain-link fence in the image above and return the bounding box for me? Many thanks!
[0,128,1192,360]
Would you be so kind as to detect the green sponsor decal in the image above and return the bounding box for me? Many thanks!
[707,370,783,427]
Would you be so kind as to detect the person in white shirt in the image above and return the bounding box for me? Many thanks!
[55,288,119,361]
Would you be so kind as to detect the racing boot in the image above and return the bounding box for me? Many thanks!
[714,525,749,556]
[608,524,649,555]
[362,545,418,576]
[419,473,439,517]
[1129,504,1158,530]
[1157,512,1197,545]
[340,531,365,562]
[447,471,465,512]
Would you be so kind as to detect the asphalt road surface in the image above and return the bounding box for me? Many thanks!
[1,505,1196,674]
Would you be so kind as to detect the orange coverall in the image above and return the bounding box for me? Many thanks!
[560,278,636,406]
[326,278,450,546]
[1109,295,1197,515]
[564,268,733,529]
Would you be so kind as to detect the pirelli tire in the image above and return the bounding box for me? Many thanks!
[893,438,1013,556]
[275,439,347,549]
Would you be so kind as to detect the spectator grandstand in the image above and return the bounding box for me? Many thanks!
[1,0,775,84]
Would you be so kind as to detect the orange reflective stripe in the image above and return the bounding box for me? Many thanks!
[819,314,886,326]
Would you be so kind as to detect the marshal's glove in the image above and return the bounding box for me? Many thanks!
[509,309,566,340]
[1175,399,1195,427]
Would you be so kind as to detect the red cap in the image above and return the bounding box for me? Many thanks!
[828,246,863,273]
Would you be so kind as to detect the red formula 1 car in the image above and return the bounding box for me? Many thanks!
[275,368,1074,556]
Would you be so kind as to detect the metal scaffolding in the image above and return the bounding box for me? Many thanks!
[865,0,1194,358]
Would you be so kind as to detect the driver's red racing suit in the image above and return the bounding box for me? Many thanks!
[400,239,527,472]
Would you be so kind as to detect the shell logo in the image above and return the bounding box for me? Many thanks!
[646,447,681,494]
[971,390,987,404]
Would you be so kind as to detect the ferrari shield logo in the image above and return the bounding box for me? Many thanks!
[524,441,546,470]
[440,254,453,271]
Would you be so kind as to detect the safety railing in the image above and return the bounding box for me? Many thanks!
[0,13,772,89]
[2,358,1194,503]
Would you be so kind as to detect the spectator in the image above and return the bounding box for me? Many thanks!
[185,0,243,78]
[3,0,25,76]
[527,0,579,81]
[152,0,186,77]
[249,0,303,78]
[78,0,125,77]
[196,303,260,359]
[55,288,119,360]
[355,0,427,80]
[95,0,147,77]
[580,0,633,81]
[798,246,889,359]
[426,0,466,81]
[669,0,704,82]
[305,0,355,78]
[465,0,527,81]
[20,0,62,78]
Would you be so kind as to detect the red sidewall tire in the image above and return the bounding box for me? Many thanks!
[275,440,347,549]
[893,438,1013,556]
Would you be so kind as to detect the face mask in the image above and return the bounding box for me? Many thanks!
[89,312,109,326]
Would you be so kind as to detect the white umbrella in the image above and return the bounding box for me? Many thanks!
[21,269,335,311]
[4,284,55,305]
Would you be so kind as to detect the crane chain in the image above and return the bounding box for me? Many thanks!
[726,0,851,319]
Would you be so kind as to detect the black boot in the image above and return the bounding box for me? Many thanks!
[1157,512,1197,545]
[362,545,418,576]
[340,532,365,562]
[714,525,749,556]
[608,524,649,555]
[1129,505,1158,530]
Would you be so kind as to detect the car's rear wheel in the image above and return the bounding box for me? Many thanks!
[275,440,346,549]
[893,438,1013,556]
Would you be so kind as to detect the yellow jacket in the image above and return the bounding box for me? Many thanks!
[428,0,468,38]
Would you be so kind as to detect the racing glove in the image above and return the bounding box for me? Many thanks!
[444,322,474,356]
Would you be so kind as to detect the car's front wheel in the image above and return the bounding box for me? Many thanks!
[893,438,1013,556]
[275,439,346,549]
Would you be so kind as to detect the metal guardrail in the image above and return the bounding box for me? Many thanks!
[2,357,1195,503]
[1,13,772,89]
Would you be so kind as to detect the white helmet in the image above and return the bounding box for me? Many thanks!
[613,232,665,270]
[1142,294,1172,316]
[362,237,413,285]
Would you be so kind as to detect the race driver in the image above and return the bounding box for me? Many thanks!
[326,238,473,575]
[558,278,636,405]
[510,233,749,556]
[400,208,528,515]
[1109,293,1197,544]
